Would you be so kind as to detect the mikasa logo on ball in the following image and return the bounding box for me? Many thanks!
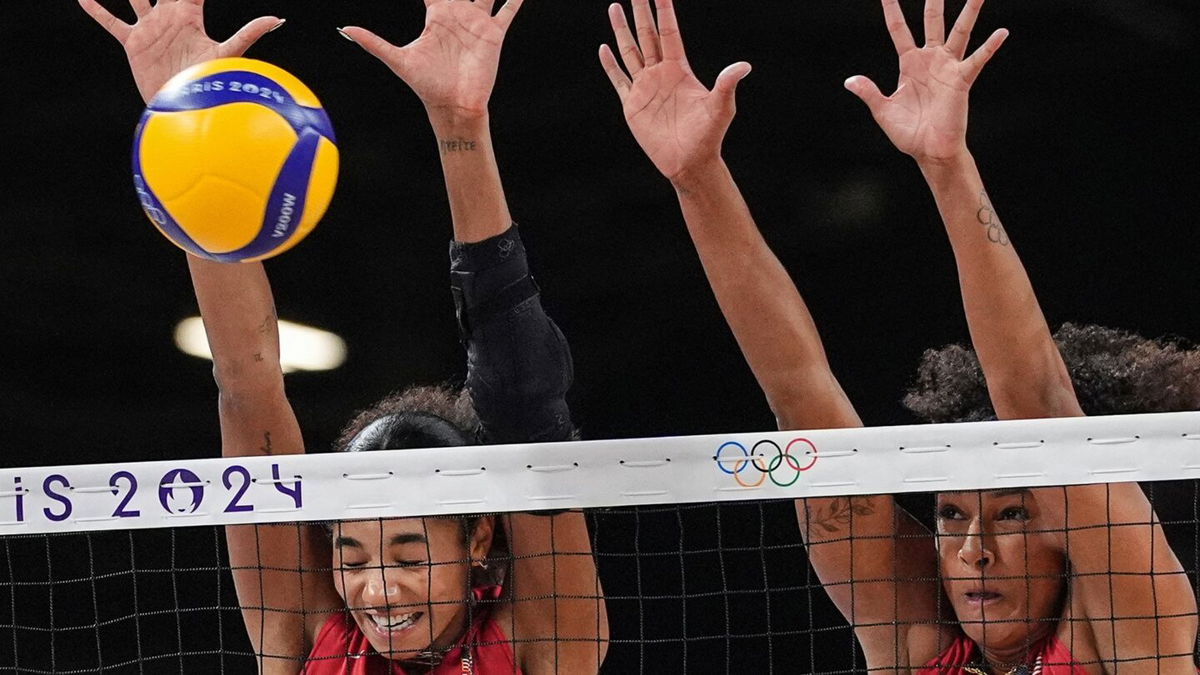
[132,174,166,226]
[272,193,297,238]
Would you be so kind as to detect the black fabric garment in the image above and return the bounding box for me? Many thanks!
[450,224,575,446]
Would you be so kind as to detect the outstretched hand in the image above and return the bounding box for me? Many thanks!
[340,0,524,120]
[845,0,1007,164]
[599,0,750,182]
[78,0,283,104]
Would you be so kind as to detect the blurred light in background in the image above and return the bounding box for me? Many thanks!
[174,317,347,373]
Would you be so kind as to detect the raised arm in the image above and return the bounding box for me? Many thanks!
[186,259,342,671]
[78,2,340,670]
[842,0,1072,420]
[599,1,947,667]
[848,0,1197,667]
[598,1,851,431]
[341,3,605,671]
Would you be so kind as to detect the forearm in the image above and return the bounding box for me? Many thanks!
[187,255,302,458]
[672,160,860,430]
[428,112,511,244]
[186,256,284,386]
[919,152,1081,419]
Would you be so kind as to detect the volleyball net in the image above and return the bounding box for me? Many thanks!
[2,412,1198,672]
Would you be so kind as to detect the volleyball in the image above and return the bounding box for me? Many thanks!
[132,58,338,262]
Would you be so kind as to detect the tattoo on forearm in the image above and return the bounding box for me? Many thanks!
[808,496,877,534]
[976,190,1009,246]
[259,431,274,455]
[439,138,478,154]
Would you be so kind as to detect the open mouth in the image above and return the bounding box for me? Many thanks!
[364,611,423,637]
[964,591,1002,607]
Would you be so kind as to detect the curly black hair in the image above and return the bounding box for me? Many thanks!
[334,385,481,453]
[330,384,505,587]
[903,323,1200,423]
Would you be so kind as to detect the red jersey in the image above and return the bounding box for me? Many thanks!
[918,634,1085,674]
[301,586,522,675]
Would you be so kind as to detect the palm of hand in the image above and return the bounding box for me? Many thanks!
[625,62,723,179]
[394,5,505,115]
[123,3,222,102]
[875,49,971,161]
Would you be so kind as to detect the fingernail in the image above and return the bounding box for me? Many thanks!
[269,18,286,33]
[336,27,355,43]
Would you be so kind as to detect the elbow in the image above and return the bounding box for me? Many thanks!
[984,351,1083,420]
[766,372,861,431]
[210,357,285,396]
[214,366,287,411]
[986,375,1083,420]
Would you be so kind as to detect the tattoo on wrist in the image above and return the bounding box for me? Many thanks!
[976,190,1009,246]
[439,138,478,154]
[808,496,877,534]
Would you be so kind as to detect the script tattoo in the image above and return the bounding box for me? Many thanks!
[809,496,877,534]
[976,190,1009,246]
[259,431,274,456]
[439,138,478,154]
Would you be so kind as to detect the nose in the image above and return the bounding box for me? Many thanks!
[360,568,403,609]
[957,518,994,569]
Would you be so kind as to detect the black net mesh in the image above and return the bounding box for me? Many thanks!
[1,481,1197,673]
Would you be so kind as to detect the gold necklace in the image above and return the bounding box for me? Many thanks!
[963,659,1039,675]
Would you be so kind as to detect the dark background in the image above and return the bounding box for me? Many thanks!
[1,0,1198,672]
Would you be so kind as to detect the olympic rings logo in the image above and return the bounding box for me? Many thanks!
[715,438,819,488]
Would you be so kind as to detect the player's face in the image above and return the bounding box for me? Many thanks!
[936,490,1065,651]
[330,516,493,659]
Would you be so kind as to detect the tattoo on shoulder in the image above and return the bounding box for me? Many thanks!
[808,496,877,534]
[976,190,1009,246]
[439,138,478,154]
[259,431,274,455]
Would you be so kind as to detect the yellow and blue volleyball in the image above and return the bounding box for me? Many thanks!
[132,58,338,262]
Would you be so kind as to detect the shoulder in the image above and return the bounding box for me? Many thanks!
[901,631,973,673]
[307,612,362,659]
[469,592,523,674]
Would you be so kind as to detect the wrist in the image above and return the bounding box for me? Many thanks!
[426,106,490,133]
[915,147,974,177]
[670,157,729,196]
[428,111,492,156]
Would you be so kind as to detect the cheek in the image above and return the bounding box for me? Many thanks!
[428,562,471,599]
[935,536,960,569]
[331,571,350,603]
[998,534,1066,604]
[1027,536,1067,601]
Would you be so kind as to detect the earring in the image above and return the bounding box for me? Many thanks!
[473,559,489,570]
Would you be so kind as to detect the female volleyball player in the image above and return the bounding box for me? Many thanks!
[79,0,606,672]
[599,0,1196,671]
